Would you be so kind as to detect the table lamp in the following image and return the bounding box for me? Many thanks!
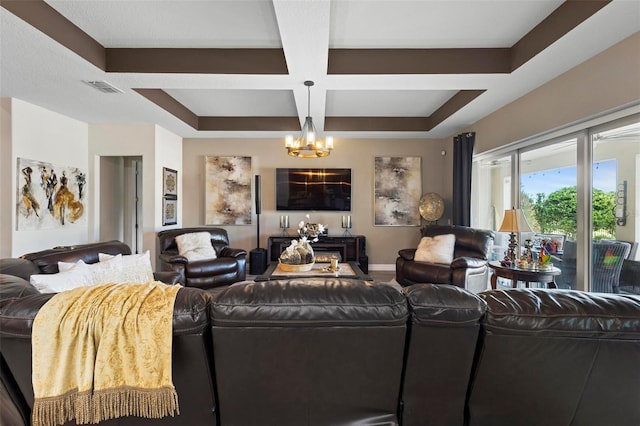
[498,208,533,263]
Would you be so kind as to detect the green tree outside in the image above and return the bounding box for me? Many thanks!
[528,186,616,239]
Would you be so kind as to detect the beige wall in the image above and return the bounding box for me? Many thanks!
[0,99,12,257]
[182,137,451,267]
[471,32,640,154]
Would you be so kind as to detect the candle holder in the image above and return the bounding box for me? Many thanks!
[341,215,352,236]
[279,215,290,236]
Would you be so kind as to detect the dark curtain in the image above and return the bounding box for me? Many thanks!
[452,132,475,226]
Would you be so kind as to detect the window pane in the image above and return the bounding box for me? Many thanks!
[472,156,511,261]
[520,139,577,289]
[591,121,640,294]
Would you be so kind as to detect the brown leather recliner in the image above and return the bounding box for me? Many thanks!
[396,225,495,293]
[157,227,247,290]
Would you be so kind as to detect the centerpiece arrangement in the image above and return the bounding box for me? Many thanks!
[278,216,326,272]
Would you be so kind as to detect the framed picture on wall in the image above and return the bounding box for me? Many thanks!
[163,167,178,198]
[16,157,88,230]
[204,156,252,225]
[162,197,177,226]
[373,156,422,226]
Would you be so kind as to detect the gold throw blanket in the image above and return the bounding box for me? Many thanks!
[32,281,181,426]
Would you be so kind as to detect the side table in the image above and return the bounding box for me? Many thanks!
[488,261,561,289]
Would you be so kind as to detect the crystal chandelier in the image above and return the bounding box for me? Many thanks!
[285,81,333,158]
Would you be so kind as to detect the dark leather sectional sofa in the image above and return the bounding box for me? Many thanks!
[1,242,639,426]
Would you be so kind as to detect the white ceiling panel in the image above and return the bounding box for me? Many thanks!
[166,89,297,116]
[326,90,456,116]
[46,0,282,48]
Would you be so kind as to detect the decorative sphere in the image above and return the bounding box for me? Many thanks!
[419,193,445,222]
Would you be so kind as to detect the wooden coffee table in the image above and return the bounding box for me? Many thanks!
[255,261,372,282]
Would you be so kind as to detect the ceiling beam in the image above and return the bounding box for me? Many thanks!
[510,0,613,71]
[1,0,105,70]
[328,49,511,75]
[106,48,288,74]
[134,89,199,129]
[325,117,430,132]
[198,116,300,131]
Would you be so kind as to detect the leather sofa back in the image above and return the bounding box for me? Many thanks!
[469,288,640,426]
[20,240,131,274]
[158,227,231,255]
[0,285,219,426]
[211,278,409,426]
[422,225,495,260]
[401,284,486,426]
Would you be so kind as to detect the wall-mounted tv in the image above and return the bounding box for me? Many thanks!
[276,168,351,211]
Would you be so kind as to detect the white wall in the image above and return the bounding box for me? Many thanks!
[154,125,183,228]
[88,123,183,267]
[182,137,451,267]
[3,98,89,257]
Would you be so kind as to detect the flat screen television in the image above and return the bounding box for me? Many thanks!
[276,168,351,211]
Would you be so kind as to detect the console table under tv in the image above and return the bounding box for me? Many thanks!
[267,235,368,273]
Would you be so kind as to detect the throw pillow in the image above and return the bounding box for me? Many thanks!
[58,259,85,272]
[175,232,217,261]
[30,262,93,293]
[414,234,456,264]
[99,251,154,284]
[85,254,124,285]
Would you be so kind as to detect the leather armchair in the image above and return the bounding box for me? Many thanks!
[396,225,495,293]
[157,227,247,290]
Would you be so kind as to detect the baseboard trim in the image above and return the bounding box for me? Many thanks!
[368,264,395,271]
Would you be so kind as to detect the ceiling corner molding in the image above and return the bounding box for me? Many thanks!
[1,0,106,70]
[509,0,613,71]
[327,48,510,75]
[425,90,486,131]
[134,89,199,129]
[106,48,288,74]
[324,90,486,132]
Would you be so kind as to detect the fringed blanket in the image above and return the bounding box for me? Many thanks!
[31,281,181,426]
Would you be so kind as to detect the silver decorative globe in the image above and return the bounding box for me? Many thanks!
[418,193,445,222]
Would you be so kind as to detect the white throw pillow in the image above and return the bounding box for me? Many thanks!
[99,251,154,283]
[58,259,86,272]
[85,254,124,285]
[30,262,93,293]
[175,232,217,261]
[414,234,456,265]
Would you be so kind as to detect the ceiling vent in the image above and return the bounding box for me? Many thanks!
[82,80,124,94]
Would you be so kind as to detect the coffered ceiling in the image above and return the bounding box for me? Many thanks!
[1,0,638,139]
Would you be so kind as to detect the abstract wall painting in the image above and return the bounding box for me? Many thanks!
[374,156,422,226]
[204,156,252,225]
[16,157,87,230]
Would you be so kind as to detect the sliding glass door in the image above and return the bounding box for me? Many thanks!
[472,112,639,293]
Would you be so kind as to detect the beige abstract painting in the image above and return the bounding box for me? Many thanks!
[205,156,252,225]
[374,156,421,226]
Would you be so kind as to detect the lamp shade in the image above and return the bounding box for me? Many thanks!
[498,208,533,233]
